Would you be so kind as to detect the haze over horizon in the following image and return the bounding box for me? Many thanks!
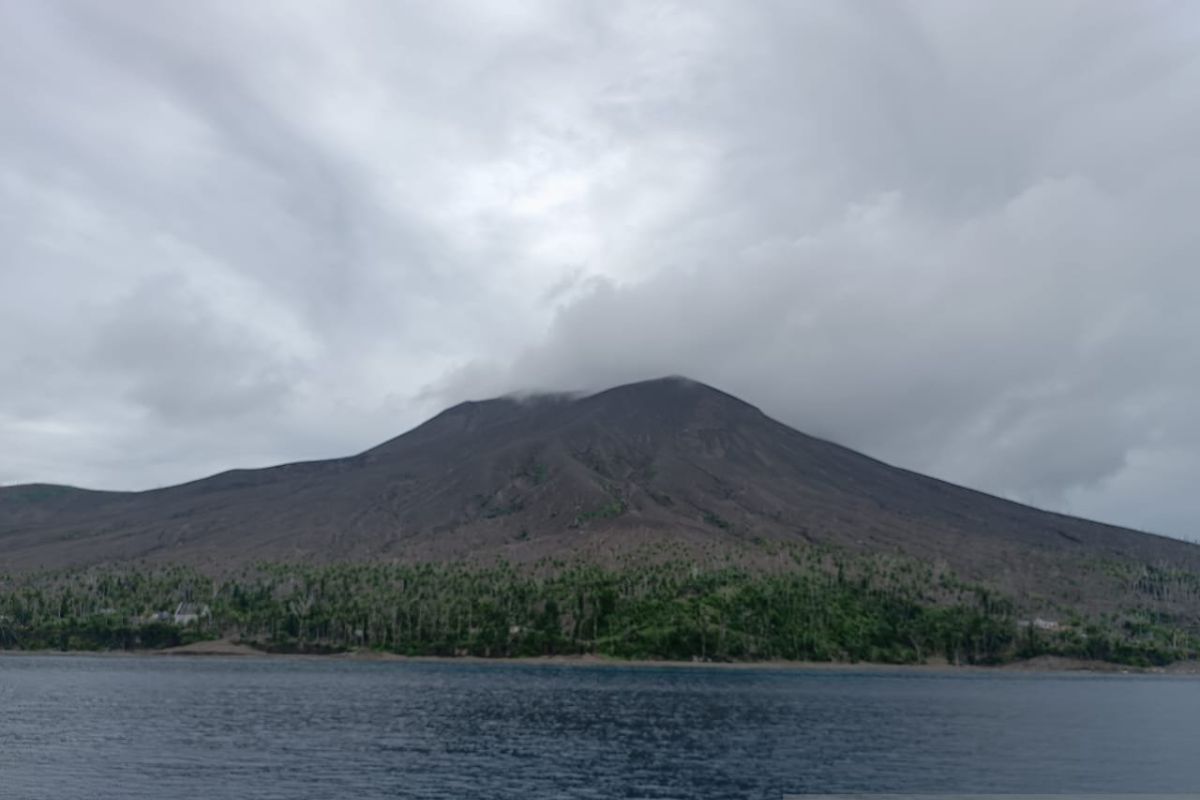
[2,2,1198,541]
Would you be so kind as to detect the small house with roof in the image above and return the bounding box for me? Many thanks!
[173,602,210,626]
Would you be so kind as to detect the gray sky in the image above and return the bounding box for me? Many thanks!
[2,1,1198,540]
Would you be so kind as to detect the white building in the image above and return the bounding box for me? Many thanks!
[173,602,210,626]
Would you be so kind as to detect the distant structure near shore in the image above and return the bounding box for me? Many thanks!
[173,603,210,626]
[1017,617,1062,631]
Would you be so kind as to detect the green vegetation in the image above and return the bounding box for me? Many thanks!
[702,510,732,530]
[1,552,1195,666]
[573,499,626,526]
[3,484,75,504]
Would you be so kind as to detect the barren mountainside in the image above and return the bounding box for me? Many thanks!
[2,377,1198,616]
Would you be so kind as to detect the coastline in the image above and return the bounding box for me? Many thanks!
[3,642,1199,676]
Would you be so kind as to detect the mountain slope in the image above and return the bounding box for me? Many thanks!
[2,377,1197,616]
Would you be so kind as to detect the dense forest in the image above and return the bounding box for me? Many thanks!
[1,545,1195,666]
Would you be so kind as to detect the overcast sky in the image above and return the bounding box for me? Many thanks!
[2,1,1198,540]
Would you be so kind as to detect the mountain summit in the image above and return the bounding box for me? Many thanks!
[2,377,1196,614]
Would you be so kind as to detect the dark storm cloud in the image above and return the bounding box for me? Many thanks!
[1,1,1197,538]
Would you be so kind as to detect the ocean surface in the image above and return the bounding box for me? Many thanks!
[1,655,1197,799]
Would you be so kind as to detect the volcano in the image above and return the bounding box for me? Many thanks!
[2,377,1196,614]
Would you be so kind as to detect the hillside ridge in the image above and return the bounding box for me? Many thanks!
[1,376,1197,624]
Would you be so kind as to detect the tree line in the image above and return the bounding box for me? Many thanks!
[1,549,1195,666]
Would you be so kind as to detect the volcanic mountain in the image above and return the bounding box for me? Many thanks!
[2,377,1197,614]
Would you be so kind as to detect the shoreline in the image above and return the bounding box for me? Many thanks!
[3,643,1199,676]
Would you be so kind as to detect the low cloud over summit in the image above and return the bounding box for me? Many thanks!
[2,1,1197,539]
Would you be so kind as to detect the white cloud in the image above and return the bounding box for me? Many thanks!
[1,0,1197,539]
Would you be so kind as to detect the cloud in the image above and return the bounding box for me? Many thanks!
[1,1,1197,538]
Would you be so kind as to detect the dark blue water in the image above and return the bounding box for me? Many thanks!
[1,655,1198,799]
